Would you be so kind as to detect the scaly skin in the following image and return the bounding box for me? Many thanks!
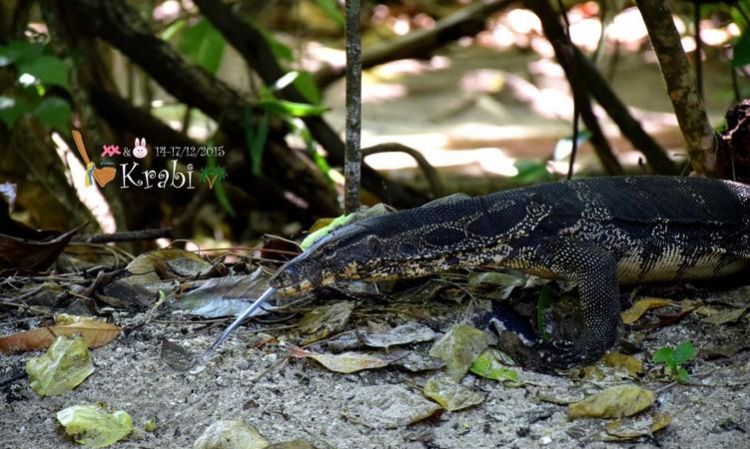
[270,176,750,367]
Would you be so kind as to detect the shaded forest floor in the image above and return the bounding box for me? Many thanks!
[2,39,749,449]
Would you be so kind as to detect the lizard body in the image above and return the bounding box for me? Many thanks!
[270,176,750,366]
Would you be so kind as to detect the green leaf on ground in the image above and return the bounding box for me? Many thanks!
[26,335,94,396]
[57,404,133,448]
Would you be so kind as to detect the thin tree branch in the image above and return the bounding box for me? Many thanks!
[572,47,679,174]
[635,0,716,175]
[363,143,443,198]
[344,0,362,213]
[525,0,623,175]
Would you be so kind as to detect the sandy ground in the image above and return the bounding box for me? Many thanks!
[2,280,749,449]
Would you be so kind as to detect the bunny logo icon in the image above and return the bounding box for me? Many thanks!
[133,138,148,159]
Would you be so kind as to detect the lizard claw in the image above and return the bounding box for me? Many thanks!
[537,340,590,369]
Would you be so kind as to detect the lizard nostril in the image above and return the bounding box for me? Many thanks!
[270,267,296,287]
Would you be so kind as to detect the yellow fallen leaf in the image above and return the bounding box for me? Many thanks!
[288,345,388,373]
[602,412,672,441]
[602,352,645,377]
[57,404,133,448]
[429,324,491,381]
[423,373,485,411]
[27,336,94,396]
[621,297,673,324]
[651,412,671,432]
[702,307,748,325]
[568,384,655,419]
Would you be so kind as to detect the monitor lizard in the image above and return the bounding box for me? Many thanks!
[269,176,750,368]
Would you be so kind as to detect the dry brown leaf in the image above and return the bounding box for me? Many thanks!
[0,227,78,273]
[0,317,120,354]
[620,297,674,324]
[701,307,748,325]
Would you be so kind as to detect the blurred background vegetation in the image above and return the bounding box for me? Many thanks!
[0,0,748,247]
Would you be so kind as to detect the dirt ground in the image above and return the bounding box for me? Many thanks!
[2,279,749,449]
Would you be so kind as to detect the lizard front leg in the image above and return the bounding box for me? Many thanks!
[533,238,621,368]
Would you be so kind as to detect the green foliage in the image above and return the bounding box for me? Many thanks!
[33,97,72,131]
[246,73,327,177]
[311,0,345,26]
[177,18,225,74]
[652,341,697,382]
[256,98,328,117]
[246,108,270,176]
[268,70,322,105]
[512,160,556,184]
[733,30,750,68]
[0,95,32,127]
[254,23,294,61]
[0,40,71,132]
[293,71,322,105]
[17,55,69,89]
[159,18,188,41]
[0,40,44,67]
[285,116,333,182]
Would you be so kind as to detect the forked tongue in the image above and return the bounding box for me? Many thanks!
[193,287,277,368]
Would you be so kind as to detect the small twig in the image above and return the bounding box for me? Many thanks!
[0,299,50,316]
[363,143,444,198]
[694,0,703,98]
[344,0,363,213]
[653,380,678,395]
[73,228,172,243]
[253,353,290,381]
[557,0,580,180]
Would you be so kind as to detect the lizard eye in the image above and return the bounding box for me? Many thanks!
[321,246,336,260]
[366,235,382,254]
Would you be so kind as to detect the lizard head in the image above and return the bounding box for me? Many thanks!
[269,218,400,297]
[269,209,475,297]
